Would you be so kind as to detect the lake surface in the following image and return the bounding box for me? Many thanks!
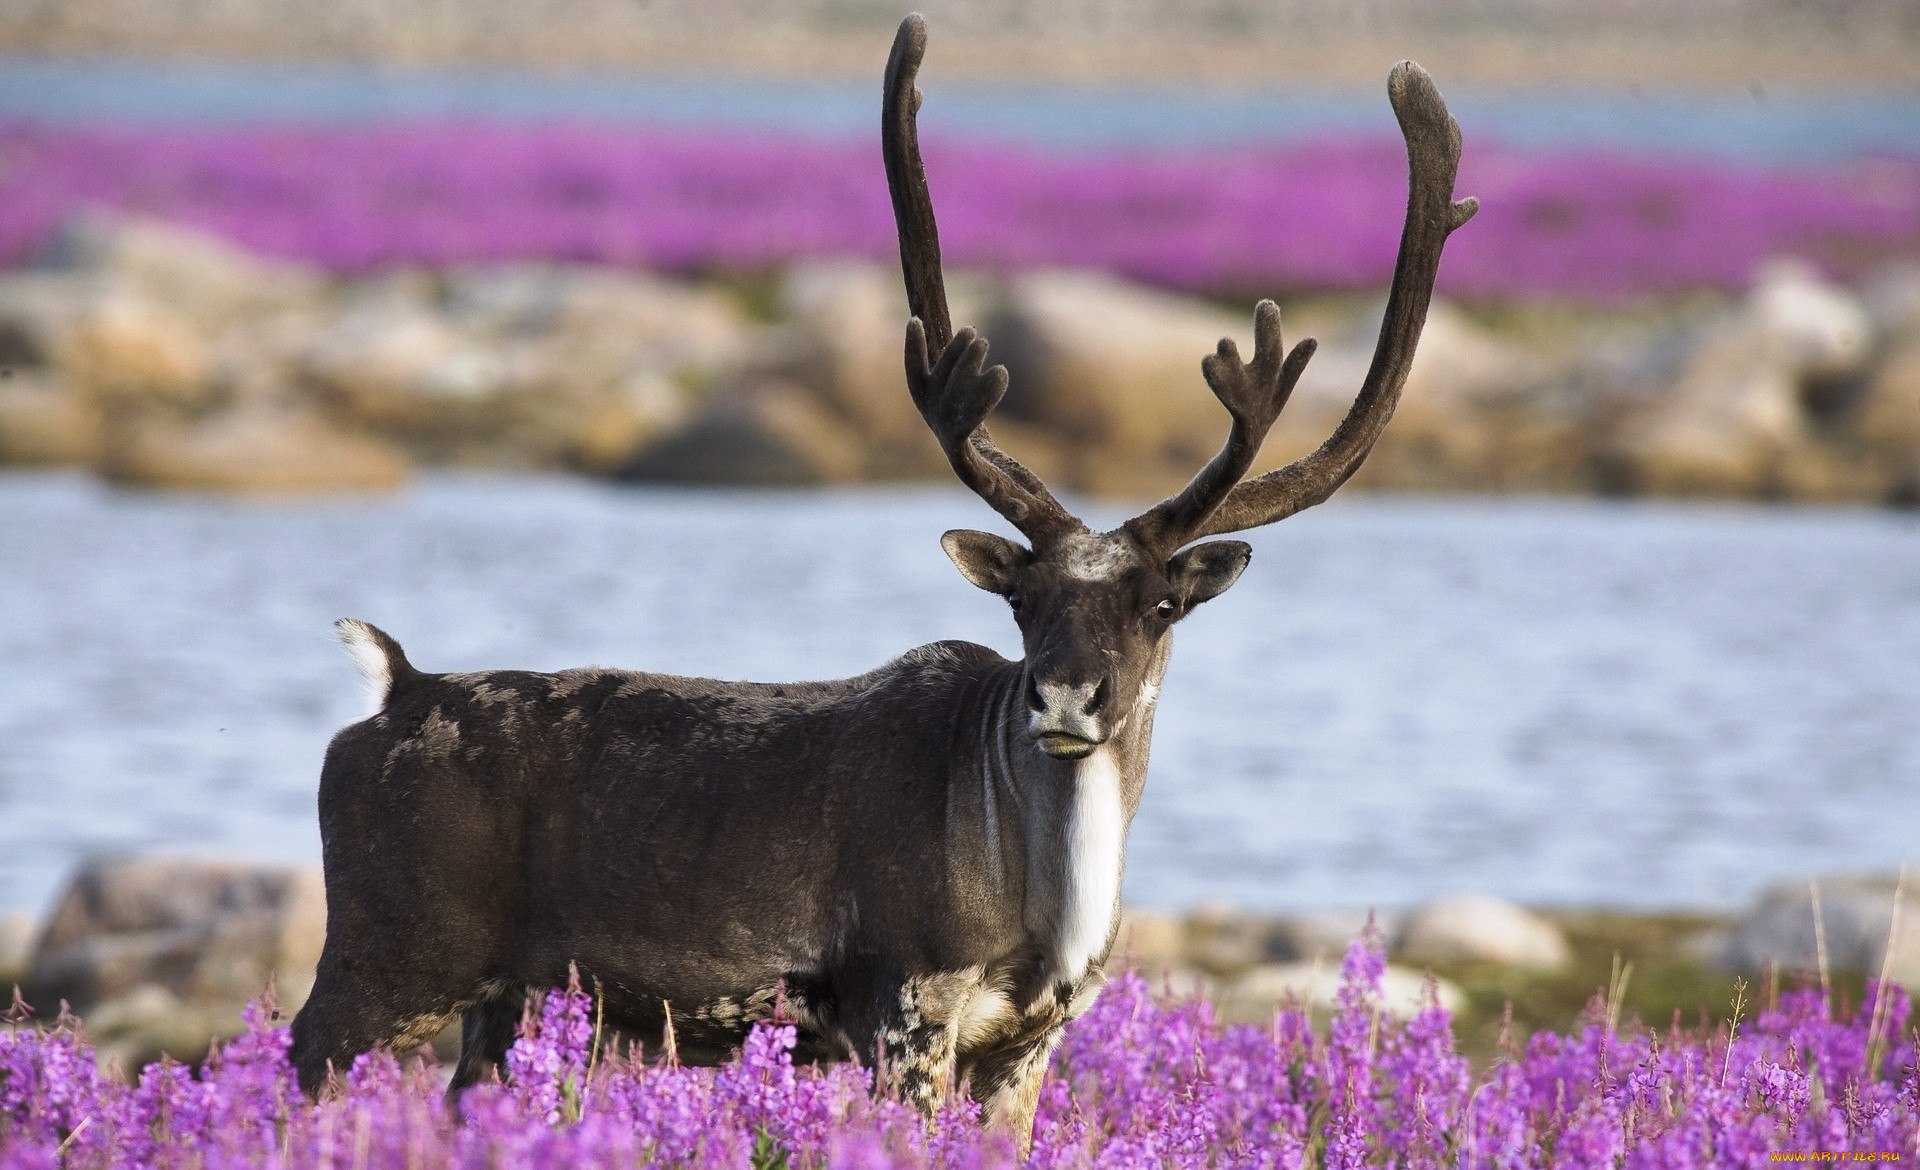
[2,59,1918,162]
[1,472,1916,919]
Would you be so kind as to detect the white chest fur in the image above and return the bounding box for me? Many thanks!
[1054,748,1125,983]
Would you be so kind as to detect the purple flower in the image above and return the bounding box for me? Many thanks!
[504,968,595,1125]
[0,950,1914,1165]
[0,122,1913,297]
[1323,931,1385,1170]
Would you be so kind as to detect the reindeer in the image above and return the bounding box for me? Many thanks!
[287,13,1476,1147]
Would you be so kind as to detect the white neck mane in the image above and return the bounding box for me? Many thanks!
[1054,747,1125,983]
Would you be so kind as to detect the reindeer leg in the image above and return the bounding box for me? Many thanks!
[848,969,973,1113]
[964,1023,1064,1158]
[289,947,464,1097]
[449,987,523,1097]
[887,975,967,1112]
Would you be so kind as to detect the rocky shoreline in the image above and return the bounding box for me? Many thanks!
[2,856,1907,1073]
[3,214,1918,508]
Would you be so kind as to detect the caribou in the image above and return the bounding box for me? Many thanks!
[287,12,1476,1147]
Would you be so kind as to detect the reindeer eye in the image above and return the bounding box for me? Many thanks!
[1155,598,1177,621]
[1006,590,1024,612]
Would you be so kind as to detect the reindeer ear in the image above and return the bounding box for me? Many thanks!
[941,530,1030,594]
[1169,541,1251,609]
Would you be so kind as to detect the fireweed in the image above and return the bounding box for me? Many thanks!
[0,123,1915,298]
[0,939,1914,1168]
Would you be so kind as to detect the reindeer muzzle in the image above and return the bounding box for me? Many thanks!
[1034,732,1098,760]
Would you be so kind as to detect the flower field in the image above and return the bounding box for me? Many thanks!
[1,938,1912,1167]
[0,123,1916,298]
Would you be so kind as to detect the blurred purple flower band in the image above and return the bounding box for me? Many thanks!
[2,938,1914,1165]
[0,122,1915,297]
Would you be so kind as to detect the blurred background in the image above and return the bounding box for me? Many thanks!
[1,0,1917,1064]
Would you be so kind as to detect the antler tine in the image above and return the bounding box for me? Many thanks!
[1124,299,1317,557]
[883,13,950,352]
[1165,61,1478,546]
[885,14,1079,545]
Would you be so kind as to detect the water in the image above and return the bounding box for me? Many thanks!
[2,471,1916,920]
[2,58,1918,161]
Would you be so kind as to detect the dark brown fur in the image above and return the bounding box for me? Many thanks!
[291,639,1138,1141]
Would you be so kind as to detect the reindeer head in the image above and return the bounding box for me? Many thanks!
[884,14,1477,761]
[939,521,1252,760]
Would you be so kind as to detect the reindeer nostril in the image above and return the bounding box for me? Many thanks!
[1025,675,1044,713]
[1085,677,1110,715]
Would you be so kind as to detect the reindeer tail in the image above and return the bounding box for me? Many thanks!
[334,618,419,713]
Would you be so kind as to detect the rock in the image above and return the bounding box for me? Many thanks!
[301,287,708,469]
[202,303,334,409]
[1851,338,1920,452]
[0,271,88,375]
[1600,315,1807,497]
[1703,872,1919,986]
[442,262,748,374]
[0,913,36,987]
[1129,906,1410,978]
[771,259,995,479]
[564,368,696,475]
[1215,961,1465,1025]
[1775,440,1899,504]
[1748,260,1873,383]
[776,262,901,411]
[618,381,864,487]
[1313,299,1577,493]
[1395,895,1572,970]
[299,302,513,443]
[986,269,1255,487]
[1599,265,1878,499]
[1831,272,1920,503]
[38,212,323,327]
[64,293,214,409]
[0,372,102,466]
[1862,264,1920,343]
[1181,904,1287,976]
[0,313,51,376]
[1140,967,1216,1003]
[1267,909,1402,964]
[98,407,412,494]
[1179,905,1405,975]
[28,856,327,1015]
[984,275,1567,497]
[86,984,241,1072]
[1110,908,1187,971]
[967,414,1077,492]
[778,262,927,470]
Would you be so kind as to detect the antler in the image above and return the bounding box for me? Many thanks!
[885,13,1079,546]
[1125,300,1317,556]
[1128,61,1478,555]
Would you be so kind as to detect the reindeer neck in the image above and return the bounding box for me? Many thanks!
[957,649,1166,983]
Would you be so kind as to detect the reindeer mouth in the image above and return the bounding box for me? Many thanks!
[1035,732,1097,761]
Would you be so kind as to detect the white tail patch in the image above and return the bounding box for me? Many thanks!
[335,619,391,715]
[1056,748,1125,983]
